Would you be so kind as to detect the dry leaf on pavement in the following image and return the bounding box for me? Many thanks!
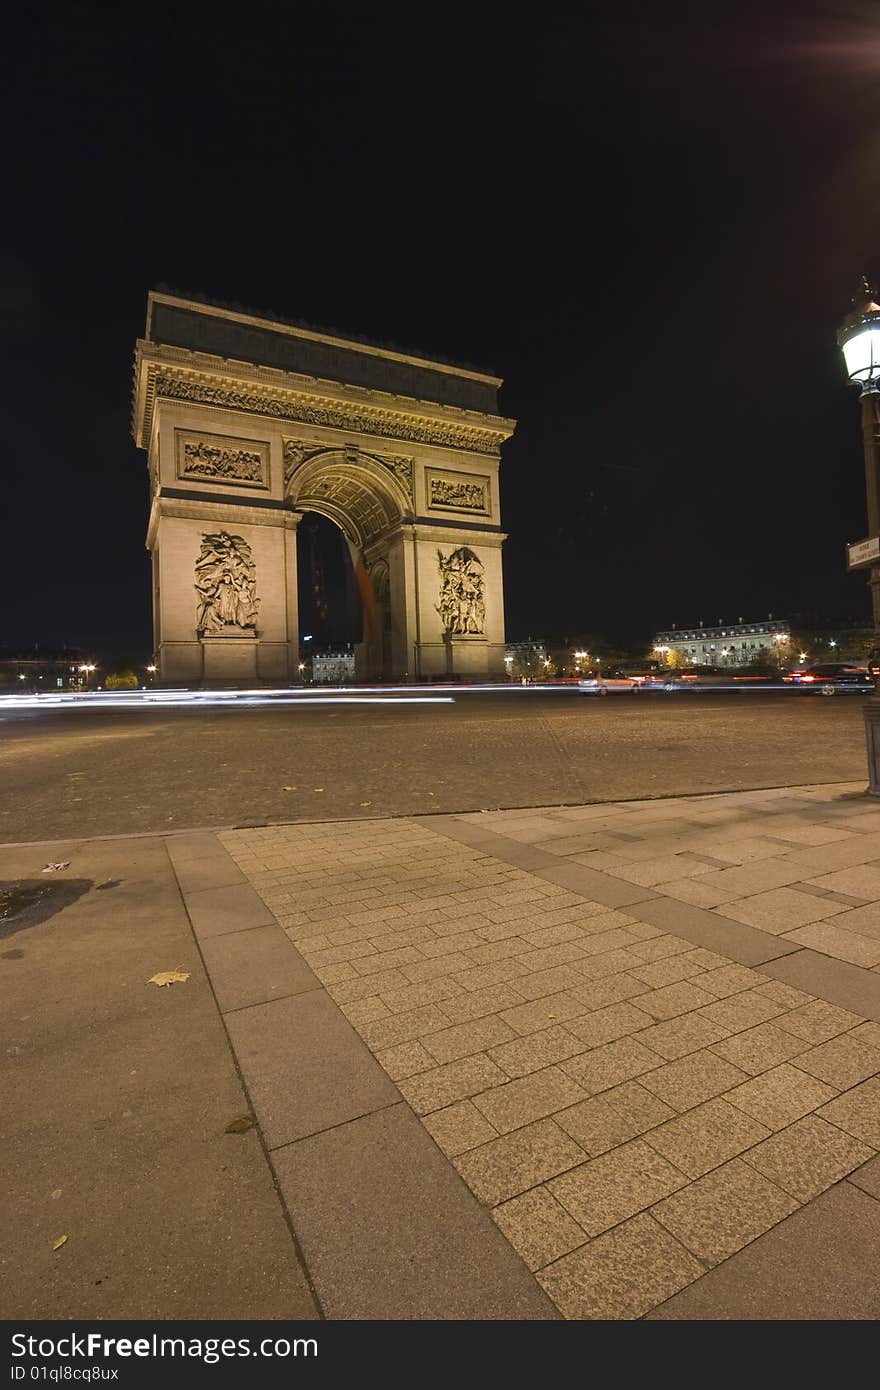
[359,801,372,807]
[148,970,191,988]
[42,862,70,873]
[283,786,298,791]
[313,787,325,792]
[52,1235,68,1251]
[225,1115,256,1134]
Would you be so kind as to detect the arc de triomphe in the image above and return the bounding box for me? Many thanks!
[132,292,515,684]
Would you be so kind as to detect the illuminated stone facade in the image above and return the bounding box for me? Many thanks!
[132,292,515,684]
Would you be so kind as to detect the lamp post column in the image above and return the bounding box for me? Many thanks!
[860,390,880,631]
[861,390,880,794]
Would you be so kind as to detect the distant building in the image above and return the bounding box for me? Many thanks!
[654,618,791,666]
[504,640,549,680]
[0,650,95,693]
[311,649,356,683]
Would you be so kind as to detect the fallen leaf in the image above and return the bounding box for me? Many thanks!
[148,970,191,988]
[51,1189,62,1200]
[282,785,298,791]
[42,862,70,873]
[53,1235,68,1251]
[225,1115,256,1134]
[313,787,325,793]
[359,801,372,807]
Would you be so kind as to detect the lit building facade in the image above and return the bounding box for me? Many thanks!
[654,618,791,666]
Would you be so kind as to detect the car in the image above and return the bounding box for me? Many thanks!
[783,662,874,694]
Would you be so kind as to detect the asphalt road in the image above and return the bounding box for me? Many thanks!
[0,687,870,844]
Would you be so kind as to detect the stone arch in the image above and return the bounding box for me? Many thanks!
[284,446,412,679]
[284,446,411,549]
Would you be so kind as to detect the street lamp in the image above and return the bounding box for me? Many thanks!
[838,276,880,793]
[78,663,96,689]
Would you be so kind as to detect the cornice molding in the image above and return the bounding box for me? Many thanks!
[132,347,514,458]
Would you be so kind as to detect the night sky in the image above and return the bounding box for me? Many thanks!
[5,2,880,660]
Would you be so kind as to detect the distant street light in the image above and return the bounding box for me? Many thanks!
[838,277,880,793]
[78,663,96,689]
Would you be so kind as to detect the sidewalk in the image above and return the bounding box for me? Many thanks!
[4,782,880,1319]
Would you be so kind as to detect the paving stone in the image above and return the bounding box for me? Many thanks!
[577,948,644,978]
[709,1022,812,1076]
[421,1099,499,1156]
[811,1078,878,1145]
[651,1158,799,1266]
[183,882,277,939]
[753,979,814,1010]
[696,963,768,997]
[629,957,705,989]
[453,1118,587,1205]
[339,996,391,1025]
[566,973,648,1011]
[487,1025,588,1079]
[272,1103,556,1320]
[398,1054,508,1115]
[549,1140,687,1236]
[639,1050,750,1111]
[359,1003,454,1049]
[758,950,880,1023]
[421,1015,516,1065]
[629,934,694,961]
[637,981,718,1021]
[643,1097,771,1177]
[200,925,319,1013]
[555,1084,676,1156]
[498,992,588,1036]
[374,1040,436,1080]
[565,1001,655,1048]
[726,1063,837,1130]
[804,865,880,900]
[773,999,865,1044]
[511,964,596,1001]
[437,983,527,1023]
[648,1182,880,1320]
[562,1037,664,1092]
[792,1033,880,1090]
[537,1213,703,1320]
[713,888,851,934]
[225,991,400,1149]
[744,1115,875,1202]
[819,904,880,941]
[637,1014,731,1061]
[697,990,784,1033]
[847,1152,880,1197]
[492,1187,588,1271]
[471,1066,589,1134]
[851,1020,880,1049]
[784,921,880,967]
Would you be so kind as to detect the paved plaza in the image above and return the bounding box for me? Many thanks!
[4,779,880,1319]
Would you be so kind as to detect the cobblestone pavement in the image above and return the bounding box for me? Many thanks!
[220,781,880,1319]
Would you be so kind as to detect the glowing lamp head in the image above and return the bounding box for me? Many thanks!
[839,278,880,389]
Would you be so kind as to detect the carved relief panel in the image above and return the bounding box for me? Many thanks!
[425,468,490,515]
[194,532,260,634]
[436,547,485,635]
[176,430,270,488]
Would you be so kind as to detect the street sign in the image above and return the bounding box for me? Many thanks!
[846,535,880,570]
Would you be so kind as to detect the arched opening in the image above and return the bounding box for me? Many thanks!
[296,512,361,648]
[284,444,412,681]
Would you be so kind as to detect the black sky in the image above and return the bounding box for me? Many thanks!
[4,1,880,658]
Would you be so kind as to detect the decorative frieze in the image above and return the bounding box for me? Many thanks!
[151,368,504,455]
[437,547,485,635]
[176,429,269,487]
[282,437,414,505]
[425,468,490,514]
[194,531,259,633]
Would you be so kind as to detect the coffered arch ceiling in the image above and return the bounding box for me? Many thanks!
[285,448,411,548]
